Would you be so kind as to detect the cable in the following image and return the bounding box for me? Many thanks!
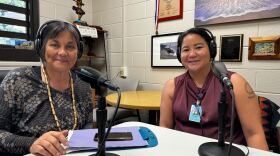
[200,121,204,136]
[227,89,235,156]
[95,88,121,156]
[110,71,121,82]
[227,89,250,156]
[194,105,204,136]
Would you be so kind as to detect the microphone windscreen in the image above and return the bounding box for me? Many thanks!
[79,66,102,79]
[75,66,118,91]
[212,61,228,78]
[74,66,100,86]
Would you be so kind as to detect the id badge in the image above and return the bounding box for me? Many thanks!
[189,104,202,123]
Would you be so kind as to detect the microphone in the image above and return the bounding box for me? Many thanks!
[212,61,233,90]
[74,66,119,91]
[75,66,121,156]
[198,61,245,156]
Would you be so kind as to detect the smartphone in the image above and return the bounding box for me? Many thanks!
[94,132,133,141]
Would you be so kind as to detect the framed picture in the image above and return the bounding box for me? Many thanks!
[220,34,243,62]
[158,0,183,22]
[195,0,280,26]
[151,33,182,67]
[248,36,280,60]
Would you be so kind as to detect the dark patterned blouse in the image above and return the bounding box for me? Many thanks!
[0,66,93,155]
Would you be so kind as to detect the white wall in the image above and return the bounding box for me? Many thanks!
[39,0,93,25]
[1,0,278,105]
[92,0,280,105]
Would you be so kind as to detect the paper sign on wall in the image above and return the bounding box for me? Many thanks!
[76,25,98,38]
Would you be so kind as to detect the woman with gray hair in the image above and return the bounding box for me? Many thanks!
[0,20,93,156]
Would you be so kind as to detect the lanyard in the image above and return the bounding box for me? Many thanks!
[196,93,203,106]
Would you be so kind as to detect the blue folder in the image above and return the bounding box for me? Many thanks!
[67,126,158,153]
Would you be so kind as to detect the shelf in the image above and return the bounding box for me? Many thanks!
[77,30,108,76]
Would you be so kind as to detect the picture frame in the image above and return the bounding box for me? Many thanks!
[195,0,280,26]
[248,36,280,60]
[151,33,182,67]
[158,0,183,22]
[220,34,243,62]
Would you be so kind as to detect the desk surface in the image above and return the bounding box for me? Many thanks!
[26,122,279,156]
[106,91,161,110]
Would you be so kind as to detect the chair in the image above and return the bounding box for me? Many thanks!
[93,77,141,125]
[111,77,141,121]
[258,96,280,153]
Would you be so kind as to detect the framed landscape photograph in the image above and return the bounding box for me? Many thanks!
[220,34,243,62]
[248,36,280,60]
[195,0,280,26]
[158,0,183,22]
[151,33,182,67]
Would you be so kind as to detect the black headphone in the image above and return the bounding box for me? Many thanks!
[35,20,84,59]
[176,27,217,63]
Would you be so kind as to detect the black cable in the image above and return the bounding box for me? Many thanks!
[195,105,204,136]
[95,88,121,156]
[200,122,204,136]
[200,120,204,136]
[227,89,234,155]
[227,89,235,156]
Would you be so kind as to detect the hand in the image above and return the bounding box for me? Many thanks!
[30,130,68,156]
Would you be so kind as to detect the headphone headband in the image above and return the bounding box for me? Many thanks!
[35,20,84,60]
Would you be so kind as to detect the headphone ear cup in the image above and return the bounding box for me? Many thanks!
[77,41,83,58]
[72,24,84,59]
[200,28,217,59]
[176,33,184,63]
[176,46,181,63]
[209,40,217,59]
[35,38,41,58]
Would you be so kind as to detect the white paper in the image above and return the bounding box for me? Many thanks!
[76,25,98,38]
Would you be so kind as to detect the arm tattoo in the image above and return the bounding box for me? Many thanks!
[245,82,256,99]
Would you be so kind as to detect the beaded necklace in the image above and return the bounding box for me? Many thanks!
[41,65,77,131]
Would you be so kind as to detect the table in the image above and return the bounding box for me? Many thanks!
[26,122,279,156]
[106,91,161,110]
[106,91,161,124]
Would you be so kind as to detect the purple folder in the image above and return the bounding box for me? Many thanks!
[68,126,147,151]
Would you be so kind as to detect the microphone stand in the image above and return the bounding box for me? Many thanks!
[198,81,245,156]
[90,87,119,156]
[218,83,226,147]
